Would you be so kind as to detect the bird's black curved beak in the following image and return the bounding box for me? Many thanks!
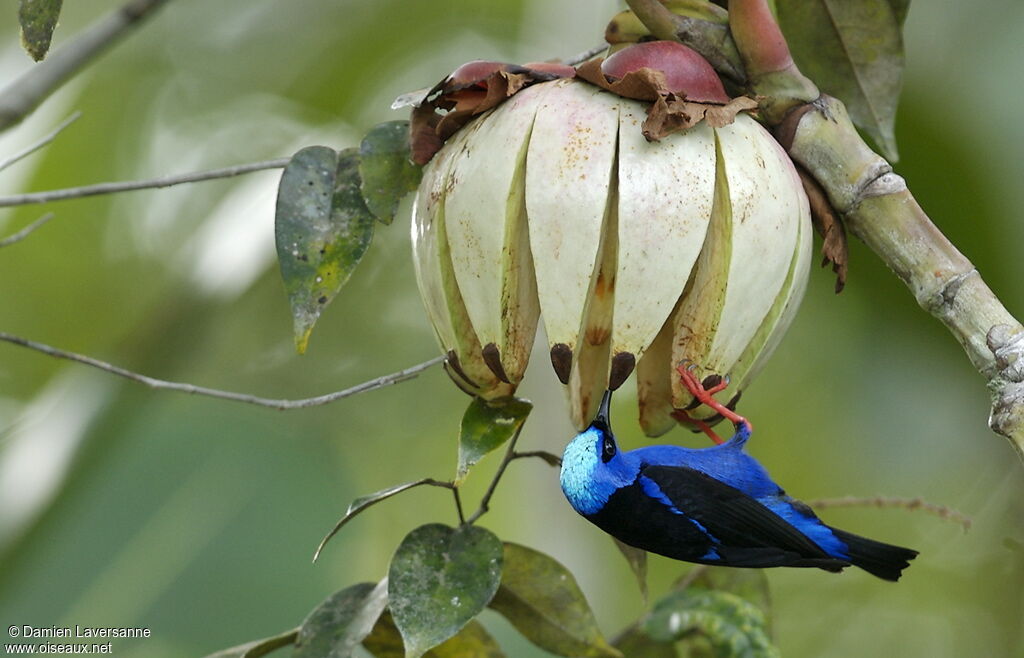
[594,389,612,429]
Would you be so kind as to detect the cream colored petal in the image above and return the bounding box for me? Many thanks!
[671,116,805,413]
[636,302,679,437]
[411,122,512,399]
[525,79,620,378]
[612,103,715,371]
[444,85,547,383]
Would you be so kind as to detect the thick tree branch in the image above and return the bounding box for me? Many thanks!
[0,331,444,410]
[0,158,290,207]
[1,0,174,133]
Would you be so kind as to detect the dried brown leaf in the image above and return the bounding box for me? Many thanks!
[798,168,848,292]
[410,65,571,165]
[576,58,758,141]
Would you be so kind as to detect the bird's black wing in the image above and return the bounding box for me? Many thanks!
[640,463,835,561]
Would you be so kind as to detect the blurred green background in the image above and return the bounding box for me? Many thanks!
[0,1,1021,656]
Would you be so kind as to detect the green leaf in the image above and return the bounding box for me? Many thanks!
[388,524,504,658]
[359,121,423,225]
[456,396,533,484]
[293,580,388,658]
[776,0,905,161]
[363,612,504,658]
[643,589,779,658]
[612,625,678,658]
[275,145,375,353]
[202,628,298,658]
[611,538,647,603]
[314,478,452,562]
[18,0,63,61]
[488,542,621,658]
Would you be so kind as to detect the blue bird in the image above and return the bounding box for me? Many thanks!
[559,366,918,581]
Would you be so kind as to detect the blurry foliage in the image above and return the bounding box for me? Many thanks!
[0,1,1022,657]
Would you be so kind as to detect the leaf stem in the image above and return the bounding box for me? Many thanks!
[313,478,456,562]
[465,424,527,525]
[0,158,290,208]
[452,487,467,526]
[0,330,444,410]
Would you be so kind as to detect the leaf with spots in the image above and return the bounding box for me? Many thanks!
[776,0,905,161]
[293,580,387,658]
[388,524,504,658]
[359,121,423,225]
[201,628,297,658]
[456,396,532,485]
[643,589,778,658]
[363,611,505,658]
[488,542,621,658]
[275,145,375,353]
[19,0,63,61]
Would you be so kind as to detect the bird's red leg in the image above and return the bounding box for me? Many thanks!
[671,408,725,444]
[676,363,754,435]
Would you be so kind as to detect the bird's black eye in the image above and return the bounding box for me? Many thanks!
[601,435,617,462]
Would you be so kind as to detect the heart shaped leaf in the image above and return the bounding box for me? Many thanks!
[388,524,503,658]
[359,121,423,225]
[489,542,620,658]
[777,0,905,161]
[456,396,532,484]
[275,145,375,353]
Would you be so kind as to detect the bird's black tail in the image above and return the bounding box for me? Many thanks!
[830,528,918,581]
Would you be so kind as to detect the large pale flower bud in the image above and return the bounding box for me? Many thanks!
[411,43,812,434]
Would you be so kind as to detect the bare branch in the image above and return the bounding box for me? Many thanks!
[0,212,55,248]
[0,112,81,173]
[1,0,174,133]
[0,158,290,208]
[808,496,972,532]
[0,331,444,410]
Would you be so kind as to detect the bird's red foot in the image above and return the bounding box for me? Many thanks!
[674,362,753,444]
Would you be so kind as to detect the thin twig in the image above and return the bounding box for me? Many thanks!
[1,0,174,133]
[511,450,562,467]
[807,496,972,532]
[0,158,290,208]
[465,424,527,525]
[0,212,55,248]
[0,331,444,410]
[0,112,81,173]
